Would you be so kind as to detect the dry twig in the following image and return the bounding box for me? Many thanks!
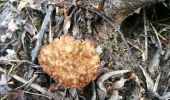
[31,5,54,62]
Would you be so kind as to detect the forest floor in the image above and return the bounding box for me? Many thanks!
[0,0,170,100]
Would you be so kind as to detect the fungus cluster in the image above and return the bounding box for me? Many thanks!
[38,35,100,88]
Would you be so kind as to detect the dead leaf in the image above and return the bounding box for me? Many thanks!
[97,70,130,94]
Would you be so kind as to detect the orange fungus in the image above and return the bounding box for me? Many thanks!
[38,35,100,88]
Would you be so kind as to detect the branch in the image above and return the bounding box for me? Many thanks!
[31,5,54,62]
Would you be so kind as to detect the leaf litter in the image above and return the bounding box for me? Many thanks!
[0,0,169,100]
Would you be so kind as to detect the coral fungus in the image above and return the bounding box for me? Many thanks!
[38,35,100,88]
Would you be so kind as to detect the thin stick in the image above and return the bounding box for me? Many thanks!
[150,23,163,51]
[0,67,62,99]
[24,91,51,99]
[12,74,63,99]
[143,8,148,61]
[0,59,38,66]
[31,5,54,63]
[12,74,47,94]
[7,64,15,77]
[49,20,53,43]
[153,73,161,92]
[15,74,38,90]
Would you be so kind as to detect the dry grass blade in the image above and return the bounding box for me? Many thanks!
[150,23,163,50]
[143,8,148,61]
[139,65,154,91]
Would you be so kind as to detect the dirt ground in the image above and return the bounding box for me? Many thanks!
[0,0,170,100]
